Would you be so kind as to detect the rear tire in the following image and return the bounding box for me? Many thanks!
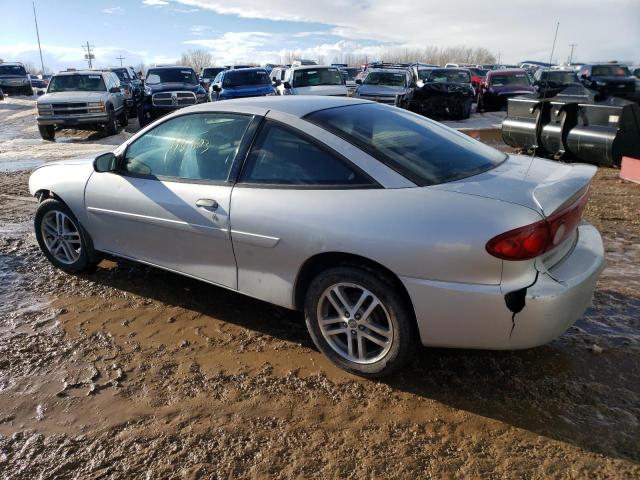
[137,104,149,127]
[304,266,418,378]
[38,125,55,141]
[34,199,97,273]
[119,109,128,128]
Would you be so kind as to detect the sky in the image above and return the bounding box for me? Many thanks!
[0,0,638,72]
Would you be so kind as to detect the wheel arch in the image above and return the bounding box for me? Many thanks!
[293,252,417,321]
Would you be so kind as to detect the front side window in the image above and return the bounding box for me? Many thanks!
[48,74,106,92]
[292,68,344,87]
[240,122,373,187]
[363,72,407,87]
[123,113,252,181]
[306,103,506,186]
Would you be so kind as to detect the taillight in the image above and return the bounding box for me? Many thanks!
[486,190,590,261]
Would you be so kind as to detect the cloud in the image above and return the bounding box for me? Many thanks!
[170,0,640,63]
[102,6,124,14]
[142,0,169,6]
[184,32,273,63]
[190,25,210,35]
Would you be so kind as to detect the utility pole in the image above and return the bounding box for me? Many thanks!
[32,2,45,73]
[82,41,95,69]
[568,43,577,64]
[116,54,126,67]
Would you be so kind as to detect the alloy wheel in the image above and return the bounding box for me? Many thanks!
[40,210,82,264]
[317,282,393,364]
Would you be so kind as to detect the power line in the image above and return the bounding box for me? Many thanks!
[116,54,126,67]
[81,41,95,69]
[32,2,45,73]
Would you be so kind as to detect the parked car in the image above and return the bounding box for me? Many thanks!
[29,74,49,90]
[28,96,605,377]
[282,65,348,96]
[108,66,143,117]
[578,63,636,100]
[411,68,475,120]
[532,68,579,98]
[0,88,4,101]
[269,66,288,95]
[353,67,415,105]
[338,67,360,95]
[36,70,126,141]
[478,69,536,111]
[138,66,208,127]
[209,68,275,101]
[200,66,227,91]
[0,62,33,96]
[467,67,488,94]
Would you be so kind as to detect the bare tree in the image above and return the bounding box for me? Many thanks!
[179,49,214,73]
[23,61,37,74]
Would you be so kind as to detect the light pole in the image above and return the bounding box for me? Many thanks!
[568,43,577,64]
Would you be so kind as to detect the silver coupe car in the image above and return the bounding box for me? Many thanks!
[29,96,605,377]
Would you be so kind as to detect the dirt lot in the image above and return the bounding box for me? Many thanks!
[1,97,639,479]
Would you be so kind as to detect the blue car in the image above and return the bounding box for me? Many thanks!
[210,68,275,101]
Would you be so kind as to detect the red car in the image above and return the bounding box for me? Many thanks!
[478,69,535,111]
[467,67,488,94]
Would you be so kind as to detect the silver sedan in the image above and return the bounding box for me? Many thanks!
[29,96,605,377]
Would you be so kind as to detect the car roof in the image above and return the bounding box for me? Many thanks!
[367,68,409,74]
[187,95,371,118]
[54,70,107,76]
[148,65,194,70]
[487,69,527,75]
[223,67,266,73]
[288,65,339,71]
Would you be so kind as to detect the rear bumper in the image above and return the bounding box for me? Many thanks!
[402,222,605,349]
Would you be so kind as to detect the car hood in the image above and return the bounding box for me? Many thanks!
[357,85,407,96]
[38,91,106,103]
[432,154,596,217]
[221,84,274,97]
[146,82,202,93]
[290,85,348,96]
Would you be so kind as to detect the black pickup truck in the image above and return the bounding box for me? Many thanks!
[138,66,208,127]
[578,64,636,101]
[108,66,143,117]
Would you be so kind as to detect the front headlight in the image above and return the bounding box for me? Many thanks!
[88,101,105,113]
[37,104,52,115]
[595,81,607,87]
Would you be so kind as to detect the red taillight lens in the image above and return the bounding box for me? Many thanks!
[486,190,590,261]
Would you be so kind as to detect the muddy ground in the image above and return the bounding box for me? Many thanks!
[0,97,639,479]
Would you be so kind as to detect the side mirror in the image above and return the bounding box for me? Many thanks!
[211,84,221,92]
[283,81,292,89]
[355,79,362,85]
[93,152,118,173]
[109,86,120,93]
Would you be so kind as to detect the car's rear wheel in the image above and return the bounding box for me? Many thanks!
[38,125,55,141]
[304,266,417,378]
[137,104,149,127]
[119,109,128,128]
[34,199,97,273]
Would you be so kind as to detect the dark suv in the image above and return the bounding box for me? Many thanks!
[411,68,475,120]
[108,66,142,117]
[138,66,208,127]
[578,64,636,100]
[199,66,227,91]
[0,62,33,96]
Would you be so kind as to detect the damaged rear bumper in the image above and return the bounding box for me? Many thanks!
[401,222,605,350]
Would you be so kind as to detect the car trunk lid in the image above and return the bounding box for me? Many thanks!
[432,154,596,217]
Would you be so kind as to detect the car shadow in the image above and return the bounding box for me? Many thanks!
[77,259,640,464]
[0,101,34,112]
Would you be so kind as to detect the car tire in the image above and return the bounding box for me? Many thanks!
[38,125,55,141]
[138,105,149,127]
[104,107,117,136]
[461,99,473,119]
[24,86,34,96]
[119,109,128,128]
[34,199,98,273]
[304,266,418,378]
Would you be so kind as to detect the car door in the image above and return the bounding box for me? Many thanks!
[229,118,382,307]
[84,111,256,289]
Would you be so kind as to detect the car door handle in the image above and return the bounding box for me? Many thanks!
[196,198,219,210]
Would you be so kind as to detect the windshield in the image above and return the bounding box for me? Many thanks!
[222,69,271,87]
[48,74,106,92]
[539,71,577,84]
[363,71,407,87]
[111,68,131,81]
[0,65,27,76]
[468,68,488,77]
[418,69,434,80]
[306,103,506,186]
[591,65,631,77]
[490,73,530,86]
[340,68,360,81]
[427,70,471,83]
[202,68,225,78]
[292,68,344,87]
[146,68,197,84]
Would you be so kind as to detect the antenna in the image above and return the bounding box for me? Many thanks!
[116,54,126,67]
[568,43,577,64]
[542,22,560,99]
[32,2,45,73]
[82,41,95,69]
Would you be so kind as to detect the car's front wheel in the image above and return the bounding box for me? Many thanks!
[304,266,417,378]
[34,199,96,273]
[38,125,55,141]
